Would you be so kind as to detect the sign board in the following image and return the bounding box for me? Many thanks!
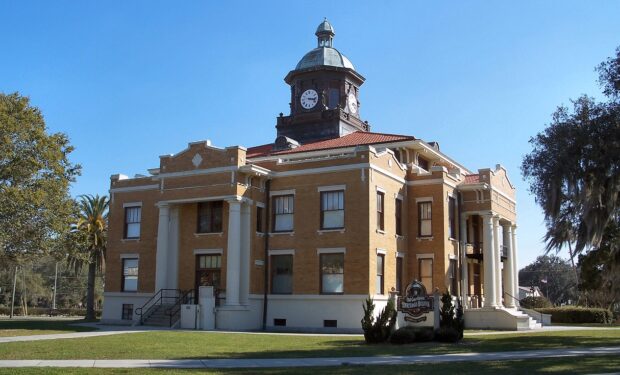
[397,280,437,328]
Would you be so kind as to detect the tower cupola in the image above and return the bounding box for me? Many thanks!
[316,18,335,48]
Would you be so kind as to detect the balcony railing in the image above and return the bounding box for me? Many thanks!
[465,242,483,259]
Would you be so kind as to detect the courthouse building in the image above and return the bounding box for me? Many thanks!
[102,20,539,331]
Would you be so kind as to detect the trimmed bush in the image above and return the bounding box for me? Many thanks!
[389,326,417,344]
[412,326,435,342]
[536,306,613,324]
[520,296,553,309]
[435,326,461,343]
[389,326,435,344]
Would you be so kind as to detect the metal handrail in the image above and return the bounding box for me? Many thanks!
[165,289,195,327]
[135,289,180,325]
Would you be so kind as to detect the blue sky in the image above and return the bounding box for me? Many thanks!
[1,1,619,268]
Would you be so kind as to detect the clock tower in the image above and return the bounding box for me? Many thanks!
[275,19,370,146]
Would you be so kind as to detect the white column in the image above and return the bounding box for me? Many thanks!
[511,225,519,307]
[482,214,497,308]
[493,216,503,307]
[239,202,251,305]
[225,199,241,306]
[503,224,515,308]
[460,214,469,308]
[167,206,179,290]
[155,203,170,291]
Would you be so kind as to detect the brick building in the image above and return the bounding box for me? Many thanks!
[102,20,537,331]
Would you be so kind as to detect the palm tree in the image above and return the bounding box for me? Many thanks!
[69,195,108,320]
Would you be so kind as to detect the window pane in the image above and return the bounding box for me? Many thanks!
[419,258,433,292]
[321,254,344,294]
[274,213,293,231]
[125,207,141,238]
[396,257,403,293]
[271,255,293,294]
[421,220,432,236]
[123,277,138,292]
[322,274,343,293]
[126,223,140,238]
[322,210,344,229]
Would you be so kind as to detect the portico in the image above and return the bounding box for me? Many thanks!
[153,196,253,310]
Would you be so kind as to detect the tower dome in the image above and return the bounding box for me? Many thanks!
[295,19,355,71]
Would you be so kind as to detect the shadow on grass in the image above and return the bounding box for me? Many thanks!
[171,331,620,360]
[0,319,97,333]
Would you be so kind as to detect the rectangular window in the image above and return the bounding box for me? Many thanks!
[273,195,294,232]
[449,259,458,296]
[324,319,337,328]
[448,196,456,239]
[328,88,340,109]
[273,318,286,326]
[256,206,264,233]
[121,304,133,320]
[418,201,432,237]
[197,201,223,233]
[320,253,344,294]
[395,198,403,236]
[124,207,141,239]
[376,254,385,295]
[377,191,385,231]
[122,258,139,292]
[419,258,433,292]
[198,255,221,269]
[396,257,403,294]
[270,255,293,294]
[321,190,344,229]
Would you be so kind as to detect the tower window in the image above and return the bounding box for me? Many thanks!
[328,88,340,109]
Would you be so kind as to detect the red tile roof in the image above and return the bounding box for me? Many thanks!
[246,143,273,158]
[463,174,480,184]
[246,131,416,158]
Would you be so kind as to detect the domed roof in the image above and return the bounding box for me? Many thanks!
[295,47,355,70]
[316,19,334,35]
[294,19,355,71]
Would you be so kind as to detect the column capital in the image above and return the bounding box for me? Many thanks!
[225,196,243,204]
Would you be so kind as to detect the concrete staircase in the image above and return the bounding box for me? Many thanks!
[464,307,543,330]
[141,304,176,327]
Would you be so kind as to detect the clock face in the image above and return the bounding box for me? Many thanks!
[348,92,358,114]
[300,89,318,109]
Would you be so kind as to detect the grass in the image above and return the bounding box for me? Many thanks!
[0,318,97,337]
[0,329,618,360]
[0,355,619,374]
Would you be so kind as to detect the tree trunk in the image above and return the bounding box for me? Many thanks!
[86,261,96,320]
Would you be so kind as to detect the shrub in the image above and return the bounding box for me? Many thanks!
[389,326,417,344]
[412,326,435,342]
[438,292,464,341]
[0,307,101,317]
[361,296,397,343]
[435,326,462,343]
[520,296,553,309]
[536,306,613,324]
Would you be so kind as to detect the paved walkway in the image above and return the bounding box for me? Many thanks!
[0,346,618,368]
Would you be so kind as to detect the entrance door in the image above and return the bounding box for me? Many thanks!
[195,254,221,302]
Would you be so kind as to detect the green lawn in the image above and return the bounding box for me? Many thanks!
[0,329,618,360]
[0,319,97,337]
[1,355,619,375]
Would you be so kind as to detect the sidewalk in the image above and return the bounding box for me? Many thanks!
[0,346,618,369]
